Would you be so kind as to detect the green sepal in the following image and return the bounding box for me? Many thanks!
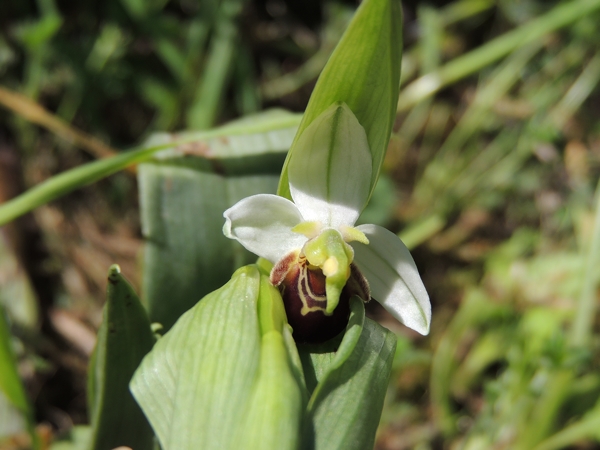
[278,0,402,200]
[299,297,397,450]
[86,265,155,450]
[140,163,281,331]
[130,265,304,450]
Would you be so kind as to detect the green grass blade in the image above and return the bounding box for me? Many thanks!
[0,144,165,227]
[0,109,302,227]
[186,0,246,129]
[398,0,600,111]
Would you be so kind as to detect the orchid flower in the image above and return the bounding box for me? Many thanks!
[223,103,431,339]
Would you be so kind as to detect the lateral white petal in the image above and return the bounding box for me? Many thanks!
[223,194,307,263]
[288,103,372,228]
[352,224,431,335]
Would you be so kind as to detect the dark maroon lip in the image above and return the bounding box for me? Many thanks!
[271,252,370,344]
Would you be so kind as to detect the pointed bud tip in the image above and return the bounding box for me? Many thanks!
[108,264,121,283]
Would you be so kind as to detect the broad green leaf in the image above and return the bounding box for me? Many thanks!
[130,265,304,450]
[149,108,300,162]
[87,265,155,450]
[300,297,397,450]
[140,110,299,330]
[278,0,402,200]
[140,166,280,329]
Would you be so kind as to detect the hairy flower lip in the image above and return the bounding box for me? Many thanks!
[223,103,431,335]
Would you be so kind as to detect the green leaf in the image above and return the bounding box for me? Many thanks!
[0,307,37,448]
[278,0,402,200]
[300,297,397,450]
[130,265,304,450]
[140,166,280,330]
[140,110,299,330]
[0,109,301,227]
[149,108,300,163]
[86,265,155,450]
[0,308,31,422]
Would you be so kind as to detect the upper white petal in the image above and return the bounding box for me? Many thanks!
[351,224,431,335]
[223,194,307,263]
[288,103,372,228]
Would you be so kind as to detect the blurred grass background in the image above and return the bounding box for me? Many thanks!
[1,0,600,448]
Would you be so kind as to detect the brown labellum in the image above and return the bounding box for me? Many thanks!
[270,252,370,344]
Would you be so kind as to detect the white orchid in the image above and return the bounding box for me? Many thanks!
[223,103,431,336]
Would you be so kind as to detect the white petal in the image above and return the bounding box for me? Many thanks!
[352,224,431,335]
[288,103,372,228]
[223,194,307,263]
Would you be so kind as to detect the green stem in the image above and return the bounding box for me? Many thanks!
[397,0,600,111]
